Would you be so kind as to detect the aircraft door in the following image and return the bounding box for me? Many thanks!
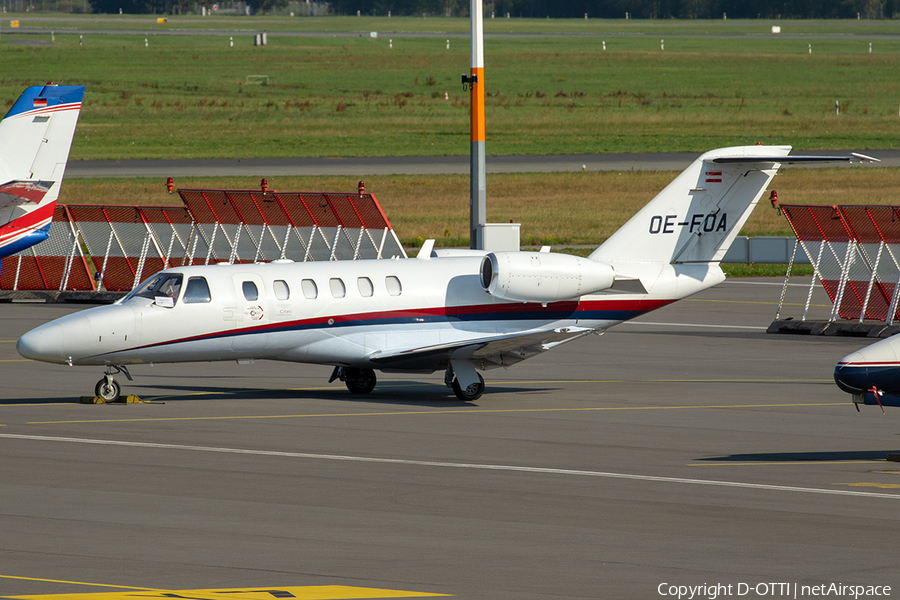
[230,273,269,353]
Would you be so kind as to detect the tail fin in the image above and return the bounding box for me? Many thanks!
[0,84,84,257]
[590,146,794,267]
[0,84,84,197]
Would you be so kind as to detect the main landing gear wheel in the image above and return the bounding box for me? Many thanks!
[95,378,121,402]
[452,373,485,402]
[343,368,377,394]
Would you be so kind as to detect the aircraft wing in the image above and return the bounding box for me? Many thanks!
[367,326,597,371]
[0,180,54,212]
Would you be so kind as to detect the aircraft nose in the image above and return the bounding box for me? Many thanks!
[834,348,895,396]
[834,354,866,395]
[17,323,65,363]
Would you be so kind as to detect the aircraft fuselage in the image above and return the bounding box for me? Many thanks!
[18,256,683,371]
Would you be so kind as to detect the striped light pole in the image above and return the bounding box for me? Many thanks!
[468,0,486,249]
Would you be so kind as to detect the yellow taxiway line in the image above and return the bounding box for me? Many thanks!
[0,576,449,599]
[0,575,150,590]
[22,401,848,426]
[689,460,885,467]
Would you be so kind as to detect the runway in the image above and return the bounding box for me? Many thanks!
[1,278,899,599]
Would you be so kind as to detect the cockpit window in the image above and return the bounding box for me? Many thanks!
[124,273,184,304]
[183,276,212,304]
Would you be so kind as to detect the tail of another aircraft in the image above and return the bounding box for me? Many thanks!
[0,84,84,258]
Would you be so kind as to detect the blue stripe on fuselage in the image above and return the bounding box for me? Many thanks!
[834,363,900,396]
[0,225,49,259]
[123,303,653,356]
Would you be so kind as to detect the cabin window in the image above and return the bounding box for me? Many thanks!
[183,277,211,304]
[357,277,374,297]
[301,279,318,299]
[273,279,290,301]
[330,278,346,298]
[242,281,259,301]
[385,275,402,296]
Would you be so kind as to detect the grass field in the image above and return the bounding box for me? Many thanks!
[4,16,900,158]
[56,167,900,248]
[9,15,900,273]
[13,14,900,35]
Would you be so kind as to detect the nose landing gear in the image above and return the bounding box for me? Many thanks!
[94,365,133,402]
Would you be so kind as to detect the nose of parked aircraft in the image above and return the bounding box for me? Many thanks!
[833,335,900,396]
[834,350,869,395]
[17,323,65,363]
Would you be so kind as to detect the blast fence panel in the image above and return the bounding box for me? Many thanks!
[2,189,405,293]
[779,204,900,324]
[0,205,94,291]
[65,205,198,291]
[177,189,405,263]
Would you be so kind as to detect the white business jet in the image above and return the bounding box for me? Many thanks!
[0,84,84,258]
[17,146,863,402]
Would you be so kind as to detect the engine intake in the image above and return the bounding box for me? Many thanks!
[480,252,616,303]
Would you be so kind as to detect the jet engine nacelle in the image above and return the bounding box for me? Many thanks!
[480,252,616,303]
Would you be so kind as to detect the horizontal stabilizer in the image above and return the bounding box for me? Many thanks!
[711,153,879,164]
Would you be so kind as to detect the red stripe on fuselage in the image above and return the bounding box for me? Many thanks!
[0,201,55,240]
[105,296,677,357]
[837,361,900,367]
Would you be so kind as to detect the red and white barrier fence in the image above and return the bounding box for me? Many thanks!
[1,188,405,293]
[779,204,900,324]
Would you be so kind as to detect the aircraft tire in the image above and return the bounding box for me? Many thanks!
[452,373,485,401]
[95,378,121,402]
[345,368,377,394]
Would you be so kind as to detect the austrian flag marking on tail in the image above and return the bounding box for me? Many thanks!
[705,171,722,183]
